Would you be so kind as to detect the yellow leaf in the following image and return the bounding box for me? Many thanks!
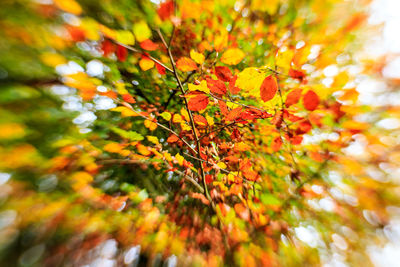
[0,123,25,140]
[71,171,93,184]
[235,68,265,95]
[221,48,245,65]
[190,50,205,64]
[214,30,228,52]
[217,162,227,169]
[116,30,135,45]
[111,106,138,117]
[181,0,201,19]
[40,52,66,67]
[226,101,240,109]
[104,142,126,153]
[160,111,172,121]
[205,114,214,126]
[188,80,209,93]
[147,136,159,145]
[137,144,151,156]
[139,58,155,71]
[115,82,128,94]
[175,153,184,166]
[99,24,117,39]
[276,47,294,70]
[133,21,151,42]
[163,152,173,162]
[54,0,82,15]
[81,18,100,41]
[251,0,279,14]
[180,122,192,131]
[180,108,190,121]
[144,119,157,131]
[172,114,183,123]
[228,171,239,182]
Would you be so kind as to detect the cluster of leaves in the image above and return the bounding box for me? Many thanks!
[0,0,399,266]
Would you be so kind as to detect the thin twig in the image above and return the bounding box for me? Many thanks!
[209,93,270,114]
[114,41,174,73]
[183,152,251,182]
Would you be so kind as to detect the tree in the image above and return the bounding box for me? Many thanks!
[0,0,398,266]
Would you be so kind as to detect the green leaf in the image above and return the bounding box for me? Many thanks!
[111,127,144,141]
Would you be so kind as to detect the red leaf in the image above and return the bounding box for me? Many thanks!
[101,39,114,56]
[187,94,209,111]
[260,75,278,102]
[140,39,159,51]
[66,25,85,42]
[285,89,302,107]
[289,69,305,81]
[206,78,226,95]
[290,135,303,145]
[231,128,241,139]
[229,75,241,94]
[272,137,283,152]
[155,63,166,75]
[215,66,234,82]
[122,94,136,103]
[205,174,213,184]
[298,120,312,134]
[226,107,242,122]
[116,45,128,62]
[303,90,319,111]
[157,0,174,21]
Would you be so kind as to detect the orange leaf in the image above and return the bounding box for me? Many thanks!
[176,57,197,72]
[234,203,250,221]
[272,136,282,152]
[140,39,159,51]
[187,94,209,111]
[226,107,242,122]
[167,134,179,143]
[193,114,208,126]
[303,90,319,111]
[260,75,278,102]
[122,94,136,103]
[285,89,302,107]
[218,100,229,116]
[191,192,210,205]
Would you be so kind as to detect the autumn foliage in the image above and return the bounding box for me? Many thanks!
[0,0,398,266]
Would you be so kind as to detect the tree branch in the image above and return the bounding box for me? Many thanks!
[157,28,213,207]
